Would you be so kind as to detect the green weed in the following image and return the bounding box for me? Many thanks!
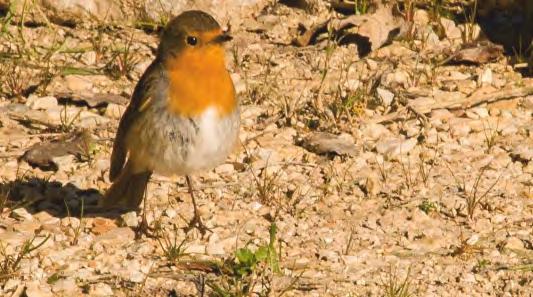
[207,222,281,297]
[418,199,437,214]
[157,225,189,263]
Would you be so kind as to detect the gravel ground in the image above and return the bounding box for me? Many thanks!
[0,1,532,296]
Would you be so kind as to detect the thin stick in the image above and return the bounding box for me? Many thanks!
[368,86,533,124]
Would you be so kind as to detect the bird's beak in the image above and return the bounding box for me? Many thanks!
[211,32,233,44]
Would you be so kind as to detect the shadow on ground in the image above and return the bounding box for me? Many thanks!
[0,177,120,219]
[448,2,533,76]
[476,4,533,76]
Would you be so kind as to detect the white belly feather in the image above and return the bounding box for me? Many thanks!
[131,105,239,176]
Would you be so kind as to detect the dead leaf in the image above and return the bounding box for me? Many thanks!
[302,132,357,156]
[19,130,95,171]
[447,42,504,65]
[293,4,403,56]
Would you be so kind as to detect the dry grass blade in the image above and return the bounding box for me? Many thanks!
[0,235,51,279]
[382,266,414,297]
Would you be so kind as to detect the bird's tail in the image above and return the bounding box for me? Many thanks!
[100,161,152,210]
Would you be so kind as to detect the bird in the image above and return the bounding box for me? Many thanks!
[99,10,240,234]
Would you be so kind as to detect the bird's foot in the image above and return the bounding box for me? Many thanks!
[185,212,212,236]
[135,214,158,239]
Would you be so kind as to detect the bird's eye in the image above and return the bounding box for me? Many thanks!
[186,36,198,46]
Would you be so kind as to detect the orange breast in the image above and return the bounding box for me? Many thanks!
[165,44,236,118]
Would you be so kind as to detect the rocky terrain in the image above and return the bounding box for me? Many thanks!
[0,0,532,296]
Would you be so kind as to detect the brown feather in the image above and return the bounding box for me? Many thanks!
[101,160,152,210]
[109,61,161,181]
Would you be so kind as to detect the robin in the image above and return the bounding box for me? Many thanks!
[100,10,239,234]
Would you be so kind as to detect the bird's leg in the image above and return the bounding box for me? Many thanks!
[184,175,211,235]
[136,183,156,238]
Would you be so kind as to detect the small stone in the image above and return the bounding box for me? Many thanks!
[501,124,518,136]
[441,17,461,40]
[342,255,358,267]
[375,137,417,158]
[94,227,134,247]
[61,217,81,229]
[12,221,41,234]
[25,283,54,297]
[376,87,394,107]
[471,107,489,118]
[489,249,501,258]
[462,272,476,283]
[358,175,381,197]
[64,75,94,92]
[231,73,246,94]
[466,234,479,246]
[46,246,83,264]
[241,105,264,121]
[47,106,80,124]
[303,132,357,156]
[215,163,234,174]
[479,68,493,85]
[33,211,59,225]
[249,201,262,211]
[449,120,472,137]
[120,211,138,227]
[318,249,339,262]
[78,111,110,128]
[503,280,518,293]
[522,95,533,110]
[51,155,76,172]
[164,208,177,219]
[185,243,206,254]
[430,109,454,121]
[504,237,524,251]
[91,218,118,235]
[0,231,32,247]
[89,283,113,296]
[255,147,280,163]
[11,208,33,221]
[488,98,520,111]
[491,214,507,224]
[3,278,20,291]
[104,103,126,119]
[293,257,310,269]
[94,158,110,172]
[216,236,238,254]
[206,239,225,255]
[387,70,410,88]
[413,9,429,25]
[80,51,97,65]
[448,71,471,81]
[128,270,145,283]
[27,95,58,110]
[366,59,378,70]
[344,78,360,91]
[511,145,532,162]
[133,60,151,78]
[361,123,390,140]
[51,278,78,293]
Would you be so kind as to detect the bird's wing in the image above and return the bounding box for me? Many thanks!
[109,61,163,181]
